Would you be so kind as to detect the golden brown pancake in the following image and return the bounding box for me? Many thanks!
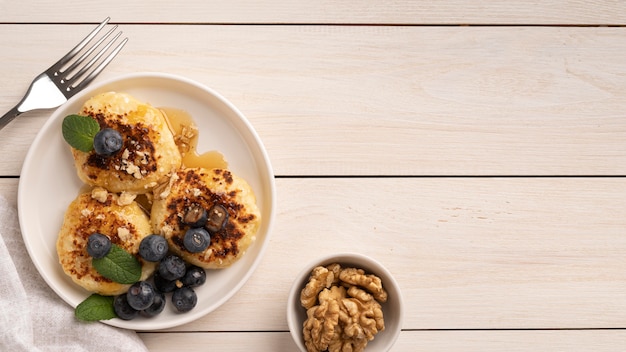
[70,92,182,194]
[56,188,156,296]
[151,168,261,269]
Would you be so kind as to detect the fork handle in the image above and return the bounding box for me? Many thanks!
[0,106,21,131]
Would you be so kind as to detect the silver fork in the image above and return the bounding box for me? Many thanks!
[0,17,128,131]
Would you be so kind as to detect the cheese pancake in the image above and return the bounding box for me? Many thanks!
[151,168,261,269]
[71,92,182,194]
[57,188,156,296]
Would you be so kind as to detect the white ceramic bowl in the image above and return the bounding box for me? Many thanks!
[18,72,276,330]
[287,253,404,352]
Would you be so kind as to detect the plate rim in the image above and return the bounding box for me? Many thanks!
[17,71,276,330]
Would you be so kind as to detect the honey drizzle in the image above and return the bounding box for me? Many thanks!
[160,107,228,170]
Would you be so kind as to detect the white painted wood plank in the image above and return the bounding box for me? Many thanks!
[177,177,626,331]
[139,330,626,351]
[3,177,625,331]
[0,179,17,208]
[1,25,626,176]
[0,0,624,25]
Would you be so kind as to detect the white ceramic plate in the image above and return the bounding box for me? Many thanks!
[18,72,276,330]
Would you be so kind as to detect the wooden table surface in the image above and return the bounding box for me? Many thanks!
[2,2,626,351]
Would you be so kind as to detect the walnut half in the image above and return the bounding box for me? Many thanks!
[303,286,343,352]
[301,265,338,309]
[300,263,387,352]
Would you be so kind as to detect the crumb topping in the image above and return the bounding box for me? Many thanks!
[117,191,137,206]
[91,187,109,203]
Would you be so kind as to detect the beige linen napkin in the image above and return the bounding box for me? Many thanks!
[0,195,149,352]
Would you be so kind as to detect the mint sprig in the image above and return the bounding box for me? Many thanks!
[75,245,143,321]
[92,244,142,284]
[75,294,116,321]
[62,114,100,152]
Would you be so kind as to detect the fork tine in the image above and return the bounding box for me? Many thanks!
[61,25,118,78]
[71,36,128,93]
[49,17,111,74]
[66,30,123,86]
[50,19,129,98]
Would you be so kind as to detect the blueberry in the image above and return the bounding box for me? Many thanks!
[93,128,123,156]
[153,271,180,293]
[181,265,206,287]
[183,228,210,253]
[86,233,111,259]
[126,281,155,311]
[172,287,197,313]
[138,234,169,262]
[143,290,166,317]
[157,255,186,281]
[113,294,139,320]
[182,204,208,227]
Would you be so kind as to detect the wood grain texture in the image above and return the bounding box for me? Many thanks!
[0,0,624,24]
[1,25,626,176]
[139,330,626,352]
[191,177,626,331]
[3,177,625,331]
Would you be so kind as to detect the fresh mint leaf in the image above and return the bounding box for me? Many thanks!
[75,294,116,321]
[62,114,100,152]
[92,244,142,284]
